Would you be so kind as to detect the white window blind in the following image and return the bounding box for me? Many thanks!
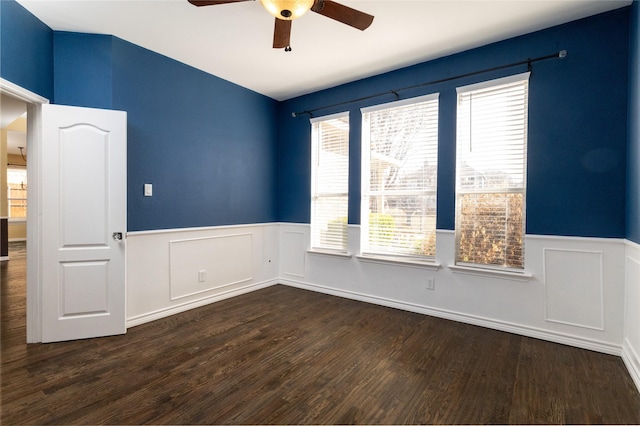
[455,72,529,270]
[361,94,439,258]
[310,113,350,251]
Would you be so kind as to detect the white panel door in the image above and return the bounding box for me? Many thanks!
[41,104,127,342]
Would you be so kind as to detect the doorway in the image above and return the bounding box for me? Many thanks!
[2,94,28,253]
[1,93,28,343]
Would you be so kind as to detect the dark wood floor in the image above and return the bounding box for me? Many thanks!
[2,242,640,425]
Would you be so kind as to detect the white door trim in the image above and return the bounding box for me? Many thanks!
[0,79,49,105]
[1,78,49,343]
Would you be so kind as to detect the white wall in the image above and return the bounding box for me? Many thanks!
[126,223,280,327]
[623,240,640,391]
[279,223,626,355]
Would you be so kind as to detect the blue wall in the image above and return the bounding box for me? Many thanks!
[1,0,635,239]
[1,0,279,232]
[53,32,113,109]
[54,32,280,231]
[277,8,631,239]
[110,38,278,231]
[0,0,53,100]
[628,1,640,244]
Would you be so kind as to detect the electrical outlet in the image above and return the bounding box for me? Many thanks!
[426,277,435,290]
[198,270,206,282]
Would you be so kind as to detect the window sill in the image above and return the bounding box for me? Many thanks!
[8,218,26,223]
[448,264,533,281]
[307,249,352,259]
[357,254,441,270]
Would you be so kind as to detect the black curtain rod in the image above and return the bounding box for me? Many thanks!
[292,50,567,118]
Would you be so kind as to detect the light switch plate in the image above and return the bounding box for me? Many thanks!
[144,183,153,197]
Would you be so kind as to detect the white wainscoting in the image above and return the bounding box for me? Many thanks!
[126,223,280,327]
[278,223,626,355]
[280,230,305,278]
[543,248,604,330]
[623,239,640,392]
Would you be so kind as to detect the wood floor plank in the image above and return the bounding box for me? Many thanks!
[2,241,640,424]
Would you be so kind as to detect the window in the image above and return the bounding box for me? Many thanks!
[455,72,530,270]
[361,94,439,259]
[7,167,27,218]
[310,112,349,252]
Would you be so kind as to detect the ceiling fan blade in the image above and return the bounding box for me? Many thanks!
[188,0,253,6]
[273,18,292,49]
[311,0,373,31]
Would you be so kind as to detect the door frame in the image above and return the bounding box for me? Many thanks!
[1,78,49,343]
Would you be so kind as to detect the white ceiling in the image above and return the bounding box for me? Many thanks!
[1,94,26,128]
[14,0,632,101]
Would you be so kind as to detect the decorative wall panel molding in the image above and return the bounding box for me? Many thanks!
[281,231,305,278]
[169,233,253,300]
[544,248,604,330]
[623,247,640,393]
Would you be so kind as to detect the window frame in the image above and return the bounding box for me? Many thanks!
[454,72,530,273]
[360,93,440,262]
[309,111,350,254]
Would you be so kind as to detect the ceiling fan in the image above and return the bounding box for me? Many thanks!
[188,0,374,51]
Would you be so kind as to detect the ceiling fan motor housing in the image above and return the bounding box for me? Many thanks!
[188,0,374,50]
[259,0,314,20]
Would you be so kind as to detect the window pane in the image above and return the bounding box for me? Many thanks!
[455,74,528,270]
[457,85,527,190]
[367,194,436,256]
[312,196,348,250]
[362,95,439,258]
[456,192,523,268]
[311,114,349,251]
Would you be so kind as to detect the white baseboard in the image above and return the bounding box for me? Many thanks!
[280,278,622,356]
[127,279,279,328]
[622,338,640,393]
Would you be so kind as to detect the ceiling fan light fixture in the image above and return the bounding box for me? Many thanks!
[259,0,314,20]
